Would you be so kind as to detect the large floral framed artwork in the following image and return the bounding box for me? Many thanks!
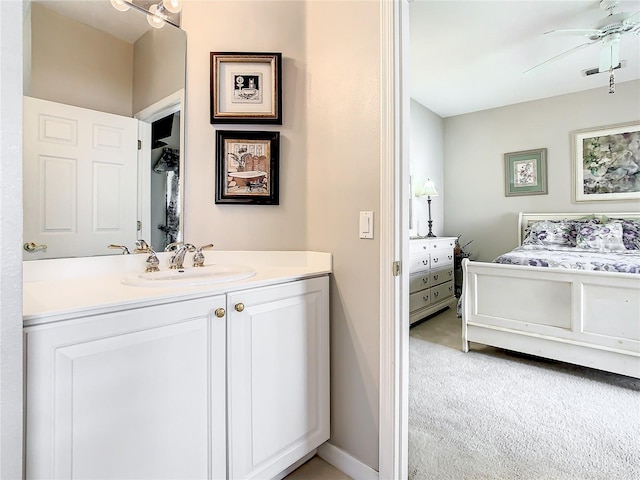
[573,122,640,202]
[504,148,547,196]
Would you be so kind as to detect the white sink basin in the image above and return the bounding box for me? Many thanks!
[122,264,256,287]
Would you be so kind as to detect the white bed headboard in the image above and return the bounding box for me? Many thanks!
[518,212,640,245]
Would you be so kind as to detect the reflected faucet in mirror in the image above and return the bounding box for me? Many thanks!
[23,0,186,261]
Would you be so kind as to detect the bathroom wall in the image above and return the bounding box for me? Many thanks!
[182,0,382,470]
[444,80,640,262]
[29,3,133,116]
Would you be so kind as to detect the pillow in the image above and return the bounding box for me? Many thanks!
[576,222,626,252]
[608,218,640,250]
[522,220,595,247]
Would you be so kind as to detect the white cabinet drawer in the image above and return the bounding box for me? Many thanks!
[431,280,454,304]
[410,272,430,293]
[431,250,454,268]
[431,267,453,286]
[409,254,430,273]
[409,289,431,311]
[429,239,455,251]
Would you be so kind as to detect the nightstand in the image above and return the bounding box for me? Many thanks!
[409,236,456,325]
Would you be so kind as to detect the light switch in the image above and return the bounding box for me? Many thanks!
[359,211,374,239]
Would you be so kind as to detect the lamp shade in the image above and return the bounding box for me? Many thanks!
[420,179,439,197]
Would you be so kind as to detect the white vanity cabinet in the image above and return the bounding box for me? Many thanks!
[24,275,330,480]
[227,276,330,480]
[409,236,456,325]
[24,295,228,480]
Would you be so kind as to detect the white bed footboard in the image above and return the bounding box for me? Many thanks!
[462,259,640,378]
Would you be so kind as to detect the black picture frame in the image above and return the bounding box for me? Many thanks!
[210,52,282,125]
[215,130,280,205]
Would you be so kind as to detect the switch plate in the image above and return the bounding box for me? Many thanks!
[359,211,374,239]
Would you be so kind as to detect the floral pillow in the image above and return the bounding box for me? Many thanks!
[523,220,595,247]
[608,218,640,250]
[576,222,626,252]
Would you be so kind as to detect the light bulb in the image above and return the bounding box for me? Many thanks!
[147,4,166,29]
[162,0,182,13]
[110,0,130,12]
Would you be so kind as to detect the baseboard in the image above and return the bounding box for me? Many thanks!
[317,442,379,480]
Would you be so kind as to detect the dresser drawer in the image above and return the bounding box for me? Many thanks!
[409,272,430,293]
[431,280,454,304]
[431,250,454,268]
[429,239,455,251]
[409,289,431,312]
[409,254,430,273]
[431,267,453,286]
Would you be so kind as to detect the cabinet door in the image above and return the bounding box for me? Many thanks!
[227,276,330,480]
[25,296,227,480]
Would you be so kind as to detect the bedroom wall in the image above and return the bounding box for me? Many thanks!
[444,79,640,262]
[410,99,445,237]
[182,0,381,470]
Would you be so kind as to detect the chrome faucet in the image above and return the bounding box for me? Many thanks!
[193,244,214,267]
[133,239,159,272]
[169,243,196,269]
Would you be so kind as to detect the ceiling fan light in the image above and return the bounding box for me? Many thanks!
[162,0,182,14]
[110,0,130,12]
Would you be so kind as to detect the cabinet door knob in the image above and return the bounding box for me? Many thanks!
[215,308,225,318]
[235,303,245,312]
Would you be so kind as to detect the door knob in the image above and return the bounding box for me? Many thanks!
[23,242,47,252]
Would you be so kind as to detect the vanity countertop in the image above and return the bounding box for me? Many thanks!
[24,251,332,327]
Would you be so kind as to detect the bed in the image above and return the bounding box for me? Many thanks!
[461,212,640,379]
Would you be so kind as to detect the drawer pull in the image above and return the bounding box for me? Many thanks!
[422,260,429,265]
[215,308,225,318]
[448,286,453,292]
[433,274,439,281]
[448,271,453,277]
[423,295,429,301]
[434,291,439,298]
[448,255,453,260]
[433,258,439,263]
[422,278,428,283]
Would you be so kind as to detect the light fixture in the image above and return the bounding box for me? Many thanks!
[147,3,167,29]
[109,0,130,12]
[162,0,182,14]
[110,0,183,29]
[417,179,439,238]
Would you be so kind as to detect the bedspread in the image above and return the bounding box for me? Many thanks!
[493,245,640,274]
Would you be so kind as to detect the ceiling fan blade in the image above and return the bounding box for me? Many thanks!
[599,40,621,72]
[544,28,603,37]
[524,40,599,74]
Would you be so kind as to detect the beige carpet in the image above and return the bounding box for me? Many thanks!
[409,307,640,480]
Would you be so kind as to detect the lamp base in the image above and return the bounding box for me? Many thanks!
[426,232,437,237]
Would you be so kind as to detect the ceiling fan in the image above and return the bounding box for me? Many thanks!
[525,0,640,91]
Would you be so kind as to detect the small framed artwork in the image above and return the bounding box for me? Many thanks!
[572,121,640,202]
[215,130,279,205]
[504,148,548,196]
[210,52,282,124]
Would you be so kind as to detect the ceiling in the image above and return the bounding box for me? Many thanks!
[410,0,640,118]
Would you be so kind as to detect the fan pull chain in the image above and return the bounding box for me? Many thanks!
[609,67,615,94]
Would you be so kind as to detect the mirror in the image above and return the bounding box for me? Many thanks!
[23,0,186,259]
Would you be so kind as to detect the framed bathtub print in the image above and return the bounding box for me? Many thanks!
[573,122,640,202]
[504,148,548,196]
[210,52,282,124]
[215,130,279,205]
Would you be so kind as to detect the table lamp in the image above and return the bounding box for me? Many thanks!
[418,179,439,237]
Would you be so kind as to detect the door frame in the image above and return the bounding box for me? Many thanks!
[134,89,185,244]
[379,0,410,478]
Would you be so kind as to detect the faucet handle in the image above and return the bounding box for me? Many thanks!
[165,241,183,252]
[193,244,214,267]
[134,239,151,253]
[108,244,130,255]
[145,247,160,273]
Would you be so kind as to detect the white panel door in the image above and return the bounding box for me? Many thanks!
[24,296,227,480]
[227,277,330,480]
[23,96,138,259]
